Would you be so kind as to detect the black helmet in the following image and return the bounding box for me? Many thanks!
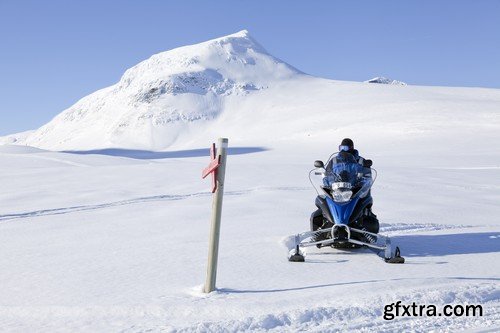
[339,138,354,152]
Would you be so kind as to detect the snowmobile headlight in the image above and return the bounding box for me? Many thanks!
[331,182,352,190]
[332,189,353,203]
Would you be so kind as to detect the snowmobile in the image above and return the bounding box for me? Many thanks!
[288,152,405,264]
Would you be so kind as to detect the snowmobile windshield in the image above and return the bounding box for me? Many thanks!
[323,161,374,202]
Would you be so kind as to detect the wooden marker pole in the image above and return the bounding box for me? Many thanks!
[202,138,228,293]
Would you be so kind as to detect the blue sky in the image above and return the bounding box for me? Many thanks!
[1,0,499,135]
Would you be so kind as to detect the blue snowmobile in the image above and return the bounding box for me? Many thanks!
[288,152,405,263]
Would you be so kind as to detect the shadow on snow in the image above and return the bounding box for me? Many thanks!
[392,232,499,257]
[62,147,268,160]
[220,233,499,295]
[219,276,500,294]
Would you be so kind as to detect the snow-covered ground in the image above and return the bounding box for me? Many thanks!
[0,31,499,332]
[0,139,499,332]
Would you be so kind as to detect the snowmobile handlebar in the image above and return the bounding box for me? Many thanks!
[309,162,377,199]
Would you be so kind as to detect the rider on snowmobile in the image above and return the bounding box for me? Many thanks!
[325,138,378,232]
[326,138,371,171]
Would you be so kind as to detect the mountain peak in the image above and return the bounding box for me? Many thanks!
[222,29,250,38]
[7,31,302,150]
[117,29,294,91]
[365,77,407,86]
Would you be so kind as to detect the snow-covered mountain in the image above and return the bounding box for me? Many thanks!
[365,76,407,85]
[4,30,302,150]
[3,31,500,154]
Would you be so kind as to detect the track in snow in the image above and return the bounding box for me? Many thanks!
[0,186,309,222]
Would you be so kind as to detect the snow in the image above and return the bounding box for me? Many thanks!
[0,130,34,145]
[0,144,498,332]
[365,77,407,85]
[1,31,499,332]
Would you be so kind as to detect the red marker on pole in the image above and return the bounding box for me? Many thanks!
[202,143,221,193]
